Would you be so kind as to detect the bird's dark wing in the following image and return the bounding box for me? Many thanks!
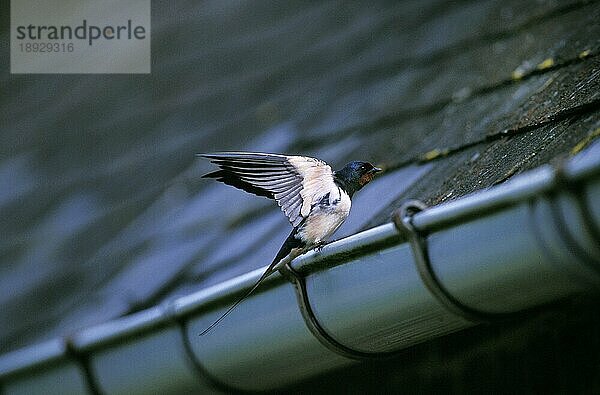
[199,152,336,227]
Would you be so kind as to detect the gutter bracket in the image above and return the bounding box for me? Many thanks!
[279,264,403,360]
[548,164,600,277]
[64,338,102,395]
[393,200,514,323]
[161,302,244,394]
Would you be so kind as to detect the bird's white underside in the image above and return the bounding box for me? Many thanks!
[296,187,351,245]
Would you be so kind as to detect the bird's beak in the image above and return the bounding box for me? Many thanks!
[370,167,383,174]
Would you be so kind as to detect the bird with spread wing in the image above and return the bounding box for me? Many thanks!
[198,152,382,334]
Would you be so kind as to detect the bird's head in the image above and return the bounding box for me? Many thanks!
[335,161,382,196]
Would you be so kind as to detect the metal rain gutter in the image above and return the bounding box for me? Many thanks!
[1,142,599,394]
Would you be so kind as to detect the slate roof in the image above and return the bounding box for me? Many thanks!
[1,2,599,389]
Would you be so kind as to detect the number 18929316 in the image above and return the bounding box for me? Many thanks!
[19,42,74,52]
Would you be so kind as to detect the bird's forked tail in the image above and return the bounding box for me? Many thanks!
[199,230,305,335]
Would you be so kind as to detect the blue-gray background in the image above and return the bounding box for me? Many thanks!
[1,2,599,389]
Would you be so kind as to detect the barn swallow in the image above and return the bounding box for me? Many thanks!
[198,152,381,334]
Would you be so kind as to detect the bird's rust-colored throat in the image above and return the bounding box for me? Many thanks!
[358,172,375,186]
